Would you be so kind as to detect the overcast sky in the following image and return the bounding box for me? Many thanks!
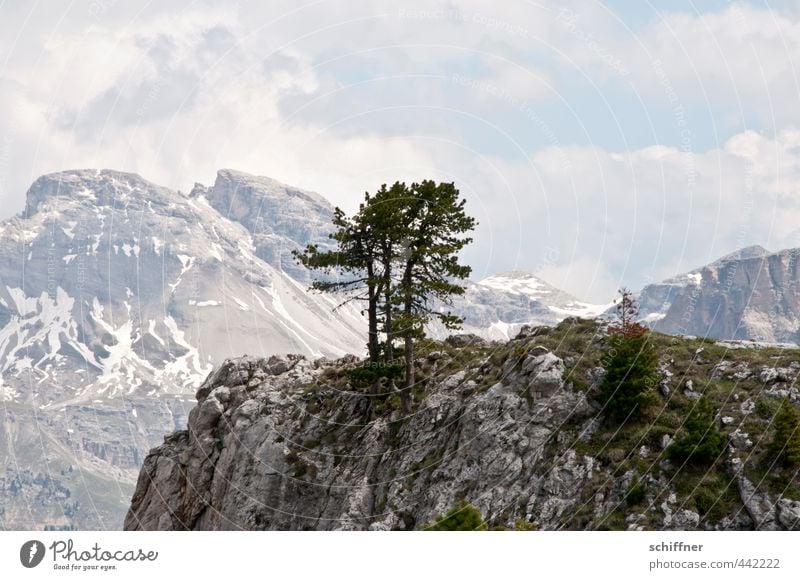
[2,0,800,301]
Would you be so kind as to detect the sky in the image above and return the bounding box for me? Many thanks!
[2,0,800,302]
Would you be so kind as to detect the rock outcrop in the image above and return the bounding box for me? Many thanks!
[125,330,800,531]
[125,351,597,530]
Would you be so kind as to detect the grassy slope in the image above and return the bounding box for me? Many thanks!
[500,318,800,529]
[281,317,800,529]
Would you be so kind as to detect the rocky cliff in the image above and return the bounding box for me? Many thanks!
[638,245,800,343]
[125,320,800,531]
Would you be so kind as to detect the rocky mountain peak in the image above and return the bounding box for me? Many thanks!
[713,244,771,265]
[637,244,800,341]
[0,167,369,531]
[208,168,331,213]
[201,169,336,280]
[24,169,176,216]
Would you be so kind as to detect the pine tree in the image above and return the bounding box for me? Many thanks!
[667,396,726,466]
[294,204,384,362]
[392,180,476,411]
[296,180,476,407]
[599,289,658,423]
[769,398,800,466]
[360,182,409,363]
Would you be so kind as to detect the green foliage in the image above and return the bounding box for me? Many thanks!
[599,331,659,424]
[625,479,647,506]
[667,396,726,466]
[513,519,536,531]
[769,398,800,466]
[691,485,725,519]
[597,289,659,424]
[295,180,476,385]
[390,180,477,328]
[756,396,781,419]
[294,203,385,362]
[346,364,403,389]
[425,500,488,531]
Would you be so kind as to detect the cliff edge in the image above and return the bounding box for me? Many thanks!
[125,320,800,531]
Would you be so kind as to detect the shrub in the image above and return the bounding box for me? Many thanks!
[625,480,647,506]
[691,484,727,519]
[425,500,488,531]
[513,519,536,531]
[667,396,726,466]
[756,397,781,420]
[597,289,659,424]
[346,363,403,389]
[768,398,800,466]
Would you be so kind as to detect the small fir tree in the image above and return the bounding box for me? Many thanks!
[598,289,658,423]
[667,396,726,466]
[610,287,645,338]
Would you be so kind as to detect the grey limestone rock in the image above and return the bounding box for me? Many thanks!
[125,351,601,530]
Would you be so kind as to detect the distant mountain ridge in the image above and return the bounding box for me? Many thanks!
[636,245,800,343]
[448,271,610,340]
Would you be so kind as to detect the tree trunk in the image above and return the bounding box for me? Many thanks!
[402,289,414,413]
[402,335,413,412]
[384,263,394,363]
[367,265,379,363]
[368,296,379,363]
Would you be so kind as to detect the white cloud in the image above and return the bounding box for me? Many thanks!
[564,5,800,131]
[461,129,800,301]
[3,1,800,304]
[0,4,443,211]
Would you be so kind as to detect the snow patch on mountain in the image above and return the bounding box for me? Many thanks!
[445,271,608,340]
[478,273,551,296]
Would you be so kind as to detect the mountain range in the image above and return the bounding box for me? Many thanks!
[1,167,799,530]
[636,245,800,344]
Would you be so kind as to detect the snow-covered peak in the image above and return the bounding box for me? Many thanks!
[550,299,616,319]
[441,271,609,341]
[477,271,553,296]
